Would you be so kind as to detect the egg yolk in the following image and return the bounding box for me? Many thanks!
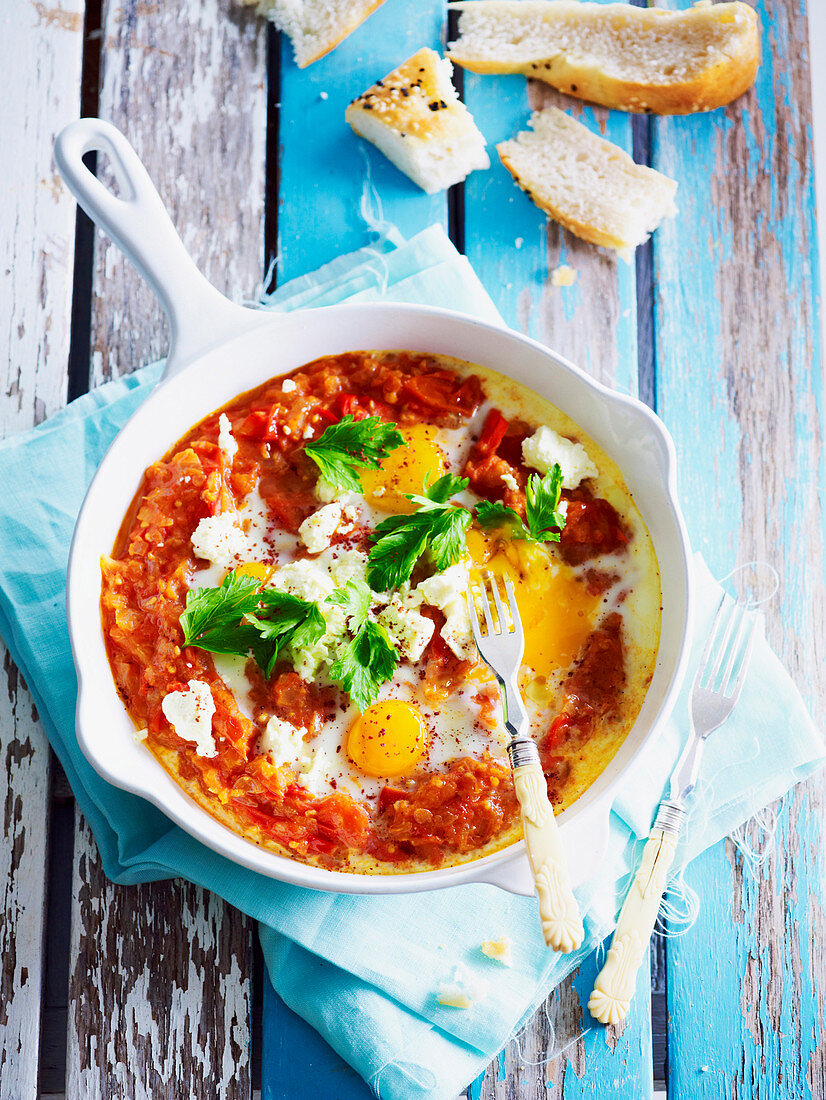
[361,425,446,514]
[234,561,274,585]
[467,528,602,679]
[347,700,428,777]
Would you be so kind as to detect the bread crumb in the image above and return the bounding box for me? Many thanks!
[133,727,148,744]
[436,965,489,1009]
[551,263,577,288]
[514,236,524,249]
[481,937,513,966]
[319,91,329,100]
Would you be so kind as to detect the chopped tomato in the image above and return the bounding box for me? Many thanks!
[400,371,482,418]
[477,409,509,457]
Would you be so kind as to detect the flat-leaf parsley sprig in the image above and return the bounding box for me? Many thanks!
[180,572,326,678]
[475,463,567,544]
[367,473,472,591]
[303,414,404,494]
[327,579,398,712]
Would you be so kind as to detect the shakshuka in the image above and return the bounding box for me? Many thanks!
[101,352,661,873]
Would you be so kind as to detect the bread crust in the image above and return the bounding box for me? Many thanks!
[240,0,389,67]
[449,1,761,115]
[297,0,388,67]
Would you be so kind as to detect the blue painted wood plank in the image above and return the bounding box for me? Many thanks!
[650,0,825,1096]
[461,27,649,1094]
[276,0,448,282]
[264,4,450,1099]
[262,971,374,1100]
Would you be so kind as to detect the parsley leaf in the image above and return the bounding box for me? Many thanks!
[329,619,398,714]
[180,576,325,678]
[367,474,471,591]
[328,578,371,630]
[475,464,567,543]
[526,464,567,540]
[245,591,326,677]
[304,414,404,493]
[180,572,263,654]
[475,499,530,537]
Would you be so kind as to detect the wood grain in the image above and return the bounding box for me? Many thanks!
[65,1,266,1096]
[650,1,826,1096]
[0,2,85,1096]
[67,816,252,1098]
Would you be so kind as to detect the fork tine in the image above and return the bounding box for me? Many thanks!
[723,612,760,700]
[718,603,749,693]
[700,597,740,691]
[693,594,726,690]
[503,575,523,645]
[707,601,745,692]
[465,588,485,647]
[477,576,496,636]
[487,572,509,633]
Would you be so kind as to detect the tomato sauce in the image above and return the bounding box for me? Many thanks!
[102,352,632,871]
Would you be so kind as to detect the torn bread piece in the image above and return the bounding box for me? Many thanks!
[345,48,490,194]
[497,108,677,259]
[448,0,760,115]
[238,0,387,68]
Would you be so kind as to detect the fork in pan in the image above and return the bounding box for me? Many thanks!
[467,572,584,953]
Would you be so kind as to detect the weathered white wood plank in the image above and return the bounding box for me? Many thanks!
[0,3,85,1097]
[650,1,826,1095]
[68,816,252,1098]
[66,1,266,1096]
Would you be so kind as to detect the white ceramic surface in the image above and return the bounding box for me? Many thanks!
[56,119,693,897]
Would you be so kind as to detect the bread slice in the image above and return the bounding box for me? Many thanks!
[497,108,677,257]
[345,48,490,194]
[448,0,760,114]
[238,0,388,68]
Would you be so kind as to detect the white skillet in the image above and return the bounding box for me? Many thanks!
[55,118,693,898]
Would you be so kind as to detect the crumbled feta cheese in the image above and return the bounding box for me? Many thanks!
[271,557,337,605]
[378,598,435,662]
[521,425,598,488]
[412,563,475,661]
[261,714,307,765]
[218,413,238,461]
[191,512,249,569]
[132,727,148,744]
[303,426,314,440]
[162,680,217,758]
[315,477,339,504]
[436,965,489,1009]
[481,937,513,966]
[329,547,370,590]
[339,505,359,534]
[299,503,343,554]
[281,378,297,392]
[500,471,519,493]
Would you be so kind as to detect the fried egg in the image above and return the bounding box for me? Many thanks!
[348,700,428,777]
[361,424,446,513]
[466,528,601,684]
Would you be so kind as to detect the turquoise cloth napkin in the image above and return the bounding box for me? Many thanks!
[0,225,822,1100]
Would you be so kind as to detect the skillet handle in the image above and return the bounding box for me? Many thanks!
[54,118,255,378]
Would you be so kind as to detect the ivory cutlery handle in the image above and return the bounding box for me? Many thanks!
[588,828,678,1025]
[513,762,584,953]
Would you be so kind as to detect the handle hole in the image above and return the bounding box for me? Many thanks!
[95,146,131,201]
